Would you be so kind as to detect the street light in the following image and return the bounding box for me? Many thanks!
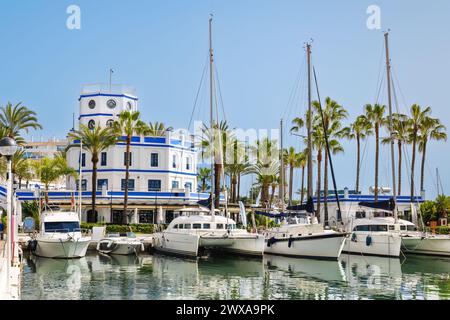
[0,137,19,294]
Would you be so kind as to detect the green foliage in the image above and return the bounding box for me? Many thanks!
[32,156,76,189]
[420,201,438,224]
[425,226,450,235]
[21,201,40,230]
[80,222,154,234]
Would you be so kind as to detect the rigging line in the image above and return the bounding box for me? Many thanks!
[282,53,307,120]
[391,66,409,112]
[312,65,342,223]
[374,72,385,105]
[214,64,227,123]
[188,54,209,131]
[374,37,387,104]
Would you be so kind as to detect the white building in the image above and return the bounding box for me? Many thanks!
[65,84,206,224]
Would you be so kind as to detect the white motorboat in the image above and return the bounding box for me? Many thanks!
[153,209,265,257]
[262,214,347,260]
[30,210,91,259]
[97,232,144,255]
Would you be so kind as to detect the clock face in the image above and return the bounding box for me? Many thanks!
[88,119,95,129]
[88,100,96,109]
[107,99,116,109]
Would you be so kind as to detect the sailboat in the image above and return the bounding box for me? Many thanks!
[261,52,348,260]
[152,16,265,258]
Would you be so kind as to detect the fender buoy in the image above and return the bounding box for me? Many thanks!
[288,236,294,248]
[366,235,372,246]
[267,237,276,247]
[351,233,357,242]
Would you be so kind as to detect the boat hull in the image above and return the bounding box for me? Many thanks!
[343,232,402,258]
[264,232,347,260]
[97,240,144,255]
[34,237,91,259]
[402,236,450,256]
[153,232,200,257]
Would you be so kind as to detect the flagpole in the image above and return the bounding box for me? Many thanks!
[78,140,83,220]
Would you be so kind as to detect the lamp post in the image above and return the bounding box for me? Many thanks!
[0,137,19,293]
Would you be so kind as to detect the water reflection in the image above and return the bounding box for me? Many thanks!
[21,252,450,300]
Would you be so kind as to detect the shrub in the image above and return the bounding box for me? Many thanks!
[425,226,450,235]
[80,222,154,234]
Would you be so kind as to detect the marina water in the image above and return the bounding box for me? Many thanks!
[21,253,450,300]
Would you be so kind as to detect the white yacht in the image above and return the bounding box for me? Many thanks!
[343,216,403,257]
[262,214,347,260]
[398,220,450,257]
[97,232,144,255]
[31,210,91,259]
[152,208,265,257]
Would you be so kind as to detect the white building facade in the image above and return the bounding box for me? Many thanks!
[65,85,205,224]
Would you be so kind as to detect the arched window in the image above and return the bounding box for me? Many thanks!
[106,119,114,128]
[172,154,177,169]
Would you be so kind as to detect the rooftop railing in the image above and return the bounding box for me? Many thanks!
[81,84,136,96]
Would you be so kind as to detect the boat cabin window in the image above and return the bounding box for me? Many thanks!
[44,222,80,233]
[400,225,406,231]
[389,225,395,231]
[193,223,202,229]
[355,211,366,219]
[216,223,224,229]
[184,224,191,229]
[203,223,211,229]
[353,225,388,232]
[226,224,236,230]
[173,224,178,229]
[407,225,417,231]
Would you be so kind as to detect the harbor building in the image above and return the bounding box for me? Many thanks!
[64,84,209,224]
[23,138,68,159]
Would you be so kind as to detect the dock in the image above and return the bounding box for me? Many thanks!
[0,241,21,300]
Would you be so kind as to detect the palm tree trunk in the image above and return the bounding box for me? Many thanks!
[123,136,131,224]
[300,166,305,203]
[324,150,329,224]
[91,156,98,219]
[269,184,275,208]
[356,135,360,193]
[420,141,427,192]
[316,150,322,221]
[398,141,402,195]
[19,177,22,189]
[237,173,241,202]
[375,125,379,201]
[289,166,294,205]
[411,134,417,201]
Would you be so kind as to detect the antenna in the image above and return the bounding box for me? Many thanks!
[109,68,114,92]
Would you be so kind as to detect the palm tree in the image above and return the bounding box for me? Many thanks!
[365,103,386,201]
[197,167,211,192]
[68,124,117,218]
[147,122,172,136]
[311,124,325,218]
[418,117,447,192]
[225,139,250,203]
[249,160,279,207]
[408,104,432,200]
[113,110,148,224]
[201,120,234,209]
[345,115,373,193]
[0,102,42,141]
[314,98,348,219]
[298,150,307,203]
[32,156,77,202]
[283,147,301,205]
[382,113,409,195]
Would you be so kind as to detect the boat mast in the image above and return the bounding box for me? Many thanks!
[209,15,215,217]
[279,119,285,211]
[384,31,398,222]
[306,43,313,200]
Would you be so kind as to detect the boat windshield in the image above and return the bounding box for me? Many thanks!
[44,222,80,233]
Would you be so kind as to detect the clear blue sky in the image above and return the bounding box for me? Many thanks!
[0,0,448,199]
